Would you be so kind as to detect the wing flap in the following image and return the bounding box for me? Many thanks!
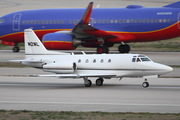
[34,73,116,78]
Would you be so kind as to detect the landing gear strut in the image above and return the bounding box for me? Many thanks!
[12,43,20,52]
[83,77,92,87]
[97,46,109,54]
[118,44,130,53]
[142,79,149,88]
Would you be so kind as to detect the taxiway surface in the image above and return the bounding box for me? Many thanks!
[0,77,180,113]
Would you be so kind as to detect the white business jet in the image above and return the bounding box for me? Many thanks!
[11,29,173,88]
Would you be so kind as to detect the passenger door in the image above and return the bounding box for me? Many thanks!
[12,13,21,31]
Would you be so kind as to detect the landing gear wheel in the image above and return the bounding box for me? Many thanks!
[118,44,130,53]
[97,46,109,54]
[96,78,104,86]
[12,46,20,52]
[85,80,92,87]
[142,82,149,88]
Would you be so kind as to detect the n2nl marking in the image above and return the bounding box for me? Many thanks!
[28,42,39,46]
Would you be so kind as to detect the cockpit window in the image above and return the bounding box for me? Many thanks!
[138,55,146,57]
[0,19,4,23]
[140,57,151,62]
[137,58,141,62]
[132,55,151,63]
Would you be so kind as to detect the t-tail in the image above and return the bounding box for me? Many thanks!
[24,29,69,58]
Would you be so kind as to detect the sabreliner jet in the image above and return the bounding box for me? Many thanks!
[10,29,173,88]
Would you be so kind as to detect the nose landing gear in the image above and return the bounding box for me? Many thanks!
[142,79,149,88]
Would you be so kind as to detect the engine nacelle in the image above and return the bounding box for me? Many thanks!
[43,62,77,74]
[42,33,81,50]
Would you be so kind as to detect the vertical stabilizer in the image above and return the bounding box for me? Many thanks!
[163,1,180,8]
[24,29,48,56]
[24,29,70,58]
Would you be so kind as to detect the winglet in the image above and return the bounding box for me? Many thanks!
[78,2,93,25]
[163,1,180,8]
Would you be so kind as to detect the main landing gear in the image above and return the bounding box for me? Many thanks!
[12,43,20,52]
[83,77,104,87]
[97,46,109,54]
[142,79,149,88]
[96,44,130,54]
[118,44,130,53]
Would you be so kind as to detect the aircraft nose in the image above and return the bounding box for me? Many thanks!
[164,65,173,72]
[156,64,173,74]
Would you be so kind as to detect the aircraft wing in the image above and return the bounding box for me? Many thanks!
[72,2,136,42]
[35,73,116,78]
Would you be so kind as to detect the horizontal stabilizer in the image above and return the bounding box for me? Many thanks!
[163,1,180,8]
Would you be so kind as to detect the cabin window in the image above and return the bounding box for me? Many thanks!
[78,59,81,63]
[26,20,29,24]
[46,20,49,24]
[159,19,162,23]
[85,59,89,63]
[22,20,25,24]
[100,59,104,63]
[34,20,37,24]
[115,19,117,23]
[126,19,130,23]
[54,20,56,24]
[143,19,146,23]
[119,19,121,23]
[111,20,113,23]
[151,19,154,23]
[94,19,97,23]
[30,20,33,24]
[73,20,76,24]
[98,19,101,23]
[155,19,158,23]
[50,20,53,24]
[107,19,110,23]
[108,59,111,63]
[131,19,133,23]
[147,19,150,23]
[93,59,96,63]
[102,19,105,23]
[0,19,4,23]
[139,19,141,23]
[38,20,41,24]
[123,19,126,23]
[58,20,60,24]
[168,19,170,23]
[42,20,45,24]
[135,19,137,23]
[62,20,65,24]
[163,19,166,23]
[69,20,72,24]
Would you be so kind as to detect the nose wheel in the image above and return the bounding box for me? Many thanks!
[142,79,149,88]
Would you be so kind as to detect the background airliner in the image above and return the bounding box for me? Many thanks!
[0,1,180,53]
[11,29,173,88]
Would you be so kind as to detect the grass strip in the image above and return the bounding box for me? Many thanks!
[0,110,180,120]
